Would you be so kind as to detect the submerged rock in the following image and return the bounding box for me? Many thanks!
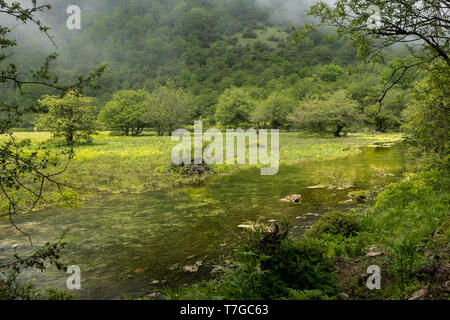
[238,224,256,230]
[373,173,395,177]
[339,292,350,300]
[183,260,203,273]
[211,265,225,275]
[280,194,302,203]
[305,213,319,217]
[148,292,165,299]
[134,268,145,274]
[308,184,354,190]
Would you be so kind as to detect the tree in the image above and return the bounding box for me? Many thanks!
[251,93,296,129]
[144,81,193,136]
[0,1,105,233]
[0,0,104,286]
[294,0,449,152]
[36,91,97,144]
[215,87,255,127]
[98,89,149,136]
[175,7,220,47]
[363,88,404,132]
[319,64,344,82]
[300,0,449,65]
[294,0,449,104]
[290,90,360,137]
[402,63,450,158]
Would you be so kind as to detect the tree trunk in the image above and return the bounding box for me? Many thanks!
[376,122,387,133]
[334,125,344,137]
[66,131,74,145]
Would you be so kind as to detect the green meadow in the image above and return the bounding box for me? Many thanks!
[0,131,403,210]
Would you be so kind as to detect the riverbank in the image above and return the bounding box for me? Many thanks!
[173,167,449,300]
[0,131,403,213]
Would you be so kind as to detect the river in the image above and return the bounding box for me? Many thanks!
[0,141,409,299]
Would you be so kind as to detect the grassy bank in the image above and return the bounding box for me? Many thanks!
[1,131,403,212]
[172,167,449,300]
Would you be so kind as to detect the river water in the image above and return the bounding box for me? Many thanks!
[0,142,409,299]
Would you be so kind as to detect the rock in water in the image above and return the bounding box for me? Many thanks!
[183,261,203,273]
[280,194,302,203]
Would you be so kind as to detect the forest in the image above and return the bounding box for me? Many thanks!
[0,0,448,304]
[2,0,414,134]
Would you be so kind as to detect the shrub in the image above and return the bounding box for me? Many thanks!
[313,233,367,258]
[0,272,76,300]
[319,64,344,82]
[385,238,423,285]
[260,237,338,297]
[242,29,258,39]
[216,223,338,299]
[284,288,330,300]
[374,173,433,210]
[17,138,32,147]
[348,190,371,202]
[306,211,361,238]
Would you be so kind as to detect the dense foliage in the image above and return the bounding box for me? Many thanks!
[98,89,149,136]
[2,0,418,135]
[37,91,97,144]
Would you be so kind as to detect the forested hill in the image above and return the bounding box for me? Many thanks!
[5,0,411,126]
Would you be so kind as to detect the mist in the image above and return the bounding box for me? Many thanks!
[254,0,329,25]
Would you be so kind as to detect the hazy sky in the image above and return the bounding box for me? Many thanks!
[255,0,330,24]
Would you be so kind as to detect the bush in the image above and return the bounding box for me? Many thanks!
[313,233,367,258]
[348,190,371,202]
[284,288,330,300]
[0,272,76,300]
[363,169,449,248]
[319,64,344,82]
[259,237,338,297]
[242,29,258,39]
[386,238,423,285]
[306,211,361,238]
[374,174,432,210]
[201,223,338,299]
